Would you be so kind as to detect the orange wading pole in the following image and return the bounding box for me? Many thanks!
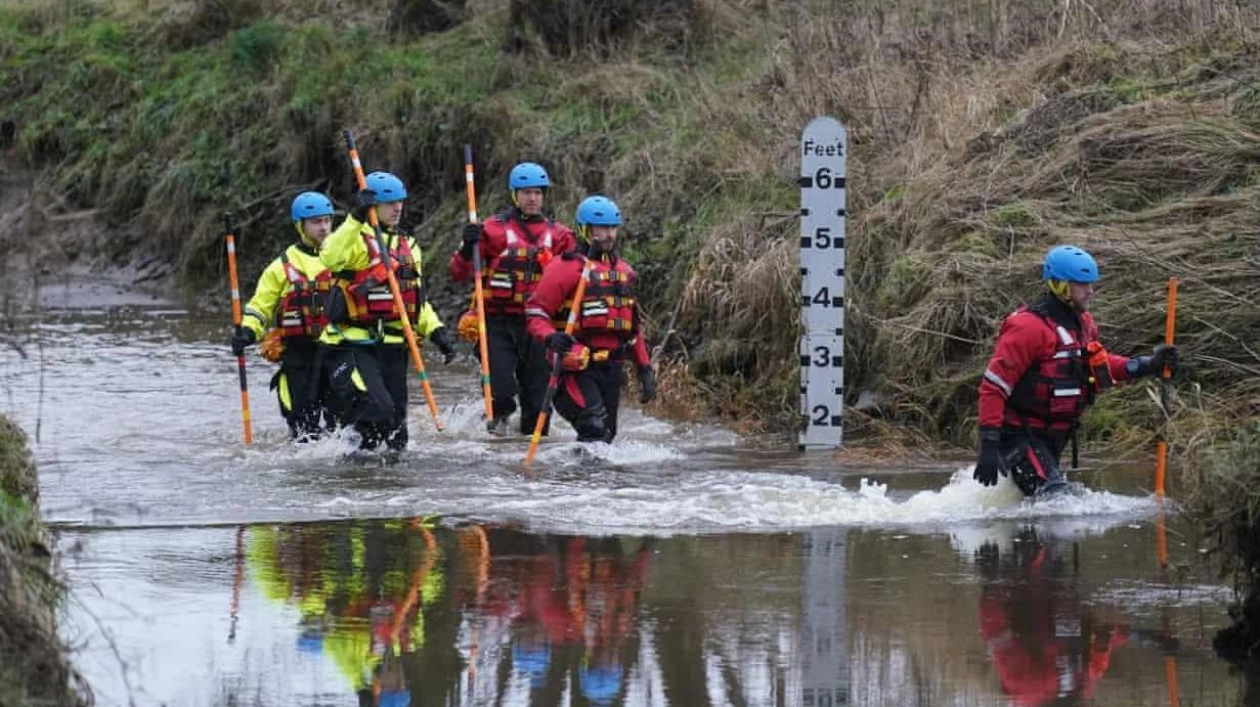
[228,525,245,643]
[524,261,591,468]
[1153,277,1181,702]
[462,524,490,689]
[1154,277,1179,497]
[463,144,494,421]
[389,518,438,648]
[342,129,443,432]
[1164,648,1180,707]
[1157,500,1180,707]
[224,213,254,445]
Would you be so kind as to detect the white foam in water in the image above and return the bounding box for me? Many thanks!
[531,439,686,467]
[478,465,1158,534]
[111,401,1158,535]
[947,513,1166,558]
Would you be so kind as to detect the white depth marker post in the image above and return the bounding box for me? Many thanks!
[799,116,847,450]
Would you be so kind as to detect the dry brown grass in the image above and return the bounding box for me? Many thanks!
[718,1,1260,442]
[589,0,1250,442]
[1177,397,1260,663]
[10,0,1260,447]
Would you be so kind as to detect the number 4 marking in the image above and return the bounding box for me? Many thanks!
[804,288,843,308]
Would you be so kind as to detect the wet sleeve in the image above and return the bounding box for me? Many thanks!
[1085,316,1135,383]
[241,258,285,339]
[628,269,651,368]
[525,262,574,343]
[553,224,578,255]
[452,220,508,282]
[408,241,444,339]
[449,247,474,281]
[629,333,651,369]
[1109,352,1134,383]
[319,216,370,273]
[414,301,444,339]
[978,314,1043,428]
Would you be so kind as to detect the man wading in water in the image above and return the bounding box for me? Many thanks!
[973,245,1178,496]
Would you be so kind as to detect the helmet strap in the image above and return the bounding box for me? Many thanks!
[295,222,319,248]
[1046,279,1072,304]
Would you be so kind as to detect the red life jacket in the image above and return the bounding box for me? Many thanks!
[331,233,424,325]
[486,218,556,309]
[275,252,332,338]
[553,256,638,345]
[1005,305,1093,433]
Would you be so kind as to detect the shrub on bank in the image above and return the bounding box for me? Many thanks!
[0,416,86,706]
[1182,418,1260,665]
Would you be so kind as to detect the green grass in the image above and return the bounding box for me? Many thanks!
[3,4,760,294]
[6,1,1260,444]
[0,416,79,706]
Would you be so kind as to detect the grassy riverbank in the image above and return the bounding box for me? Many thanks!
[1,0,1258,450]
[3,0,1260,673]
[0,416,85,706]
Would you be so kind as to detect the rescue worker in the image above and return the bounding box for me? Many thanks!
[977,527,1130,706]
[524,195,655,444]
[450,162,577,436]
[319,172,457,451]
[974,245,1178,495]
[247,519,436,706]
[231,191,336,440]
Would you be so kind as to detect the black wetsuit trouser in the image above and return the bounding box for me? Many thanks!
[270,338,327,440]
[323,343,408,451]
[554,360,624,443]
[999,427,1069,496]
[486,314,551,435]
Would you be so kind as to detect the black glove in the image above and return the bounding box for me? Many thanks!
[460,223,482,259]
[231,326,256,356]
[430,326,457,364]
[973,427,1006,487]
[546,331,575,354]
[350,188,377,222]
[1132,344,1178,377]
[638,366,657,404]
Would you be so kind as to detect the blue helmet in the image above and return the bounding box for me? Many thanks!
[512,642,552,690]
[366,172,408,203]
[579,663,623,705]
[290,192,334,222]
[509,162,551,190]
[296,631,324,655]
[576,196,622,228]
[377,689,411,707]
[1042,245,1098,283]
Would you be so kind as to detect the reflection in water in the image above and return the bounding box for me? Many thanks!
[247,520,655,706]
[12,301,1242,705]
[62,515,1241,706]
[976,527,1129,706]
[803,529,848,707]
[248,519,440,706]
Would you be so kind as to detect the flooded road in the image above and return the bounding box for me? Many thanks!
[0,295,1243,706]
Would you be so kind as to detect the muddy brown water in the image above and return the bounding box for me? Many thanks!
[0,286,1243,706]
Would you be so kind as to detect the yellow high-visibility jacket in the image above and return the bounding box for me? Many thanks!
[242,242,328,340]
[319,215,445,346]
